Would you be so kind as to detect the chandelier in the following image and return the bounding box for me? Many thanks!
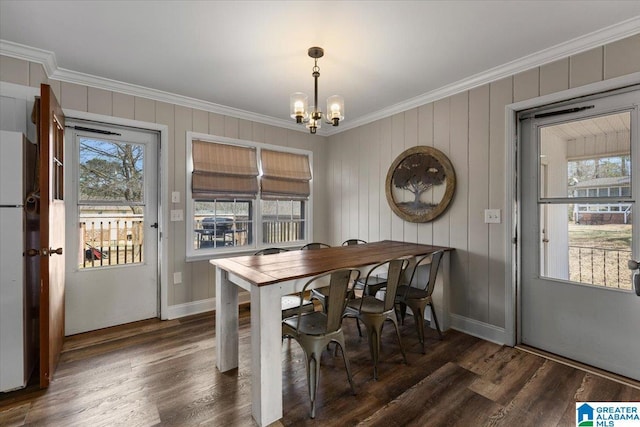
[290,47,344,134]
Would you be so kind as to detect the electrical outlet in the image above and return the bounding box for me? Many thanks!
[173,272,182,284]
[171,191,180,203]
[484,209,501,224]
[170,209,183,221]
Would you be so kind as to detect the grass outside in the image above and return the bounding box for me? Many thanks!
[568,222,632,290]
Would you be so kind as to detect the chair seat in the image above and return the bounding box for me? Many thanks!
[282,295,314,319]
[396,285,430,301]
[283,311,331,336]
[346,295,385,314]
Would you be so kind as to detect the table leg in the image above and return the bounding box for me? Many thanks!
[432,251,450,331]
[215,267,239,372]
[251,284,283,426]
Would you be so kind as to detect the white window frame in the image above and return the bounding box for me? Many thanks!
[185,132,313,261]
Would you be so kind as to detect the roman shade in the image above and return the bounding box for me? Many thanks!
[260,149,312,200]
[191,140,259,198]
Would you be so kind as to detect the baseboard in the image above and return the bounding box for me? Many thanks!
[167,298,215,320]
[166,291,251,320]
[449,313,506,345]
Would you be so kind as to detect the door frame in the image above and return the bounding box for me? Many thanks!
[506,71,640,347]
[63,109,169,321]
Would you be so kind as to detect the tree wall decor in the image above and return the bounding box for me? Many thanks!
[385,146,456,223]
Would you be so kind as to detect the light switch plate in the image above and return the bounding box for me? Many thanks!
[170,209,183,222]
[171,191,180,203]
[173,272,182,284]
[484,209,501,224]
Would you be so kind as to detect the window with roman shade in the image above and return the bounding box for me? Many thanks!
[186,133,313,259]
[191,140,259,198]
[260,149,312,200]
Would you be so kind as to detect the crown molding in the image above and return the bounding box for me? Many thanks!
[329,16,640,135]
[2,16,639,138]
[0,39,58,76]
[0,39,306,134]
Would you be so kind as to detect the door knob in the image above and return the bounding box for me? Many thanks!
[627,260,640,296]
[25,248,40,256]
[49,247,63,256]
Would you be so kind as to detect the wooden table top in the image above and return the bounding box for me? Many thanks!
[211,240,451,287]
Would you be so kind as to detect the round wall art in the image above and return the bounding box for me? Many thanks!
[385,146,456,223]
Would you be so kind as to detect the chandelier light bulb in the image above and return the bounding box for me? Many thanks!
[326,95,344,126]
[290,92,308,123]
[291,47,344,134]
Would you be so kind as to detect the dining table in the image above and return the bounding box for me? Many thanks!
[210,240,452,426]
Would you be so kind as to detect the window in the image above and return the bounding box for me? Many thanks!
[77,137,146,268]
[259,149,311,245]
[261,199,306,244]
[186,133,312,259]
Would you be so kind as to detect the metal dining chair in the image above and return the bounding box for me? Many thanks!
[300,243,333,311]
[395,250,445,353]
[254,248,315,319]
[343,258,409,380]
[254,247,290,256]
[282,268,360,418]
[300,242,332,250]
[342,239,367,246]
[341,239,387,297]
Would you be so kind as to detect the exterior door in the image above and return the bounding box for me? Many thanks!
[38,84,65,387]
[520,88,640,381]
[64,122,159,335]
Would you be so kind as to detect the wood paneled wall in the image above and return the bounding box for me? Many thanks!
[324,34,640,331]
[0,56,328,309]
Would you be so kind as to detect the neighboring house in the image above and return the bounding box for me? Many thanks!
[571,176,632,224]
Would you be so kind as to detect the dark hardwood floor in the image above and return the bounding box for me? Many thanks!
[1,307,638,426]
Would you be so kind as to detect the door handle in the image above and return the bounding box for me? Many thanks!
[43,247,63,256]
[627,260,640,296]
[150,223,158,229]
[25,248,41,256]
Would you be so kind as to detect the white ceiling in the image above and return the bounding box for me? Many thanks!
[1,1,640,135]
[546,112,630,141]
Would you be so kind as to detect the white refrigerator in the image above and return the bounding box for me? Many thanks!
[0,130,37,392]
